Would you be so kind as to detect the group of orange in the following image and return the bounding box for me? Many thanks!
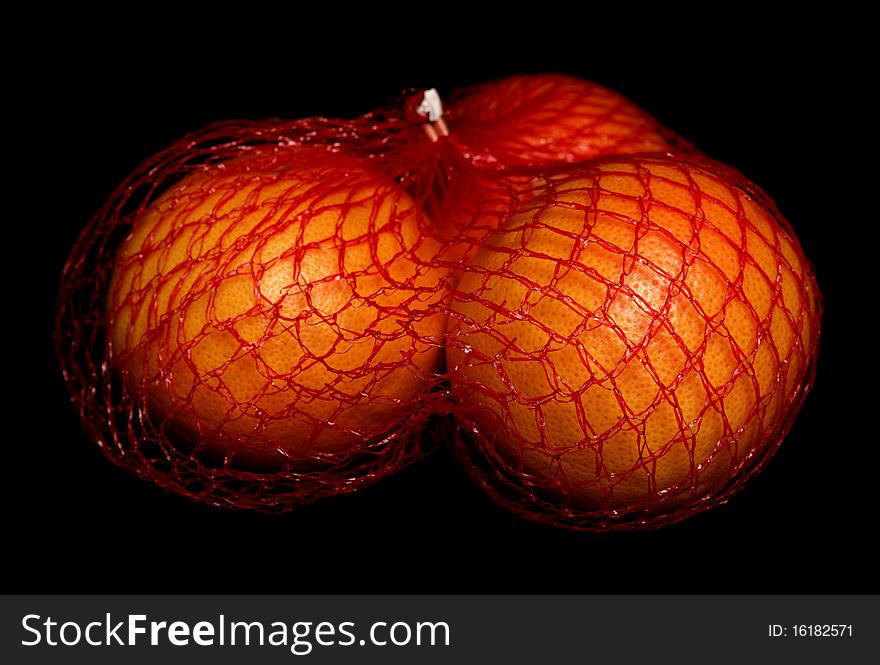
[97,74,820,529]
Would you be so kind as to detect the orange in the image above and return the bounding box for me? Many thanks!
[446,155,820,514]
[436,74,683,265]
[107,151,446,468]
[449,73,679,169]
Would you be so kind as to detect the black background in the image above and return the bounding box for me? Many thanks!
[13,18,874,593]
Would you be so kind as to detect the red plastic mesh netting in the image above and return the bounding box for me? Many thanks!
[56,74,818,526]
[56,110,458,510]
[443,153,821,530]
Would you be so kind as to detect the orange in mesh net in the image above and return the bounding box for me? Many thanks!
[445,154,821,529]
[446,73,691,169]
[432,74,693,265]
[107,150,445,469]
[57,115,450,509]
